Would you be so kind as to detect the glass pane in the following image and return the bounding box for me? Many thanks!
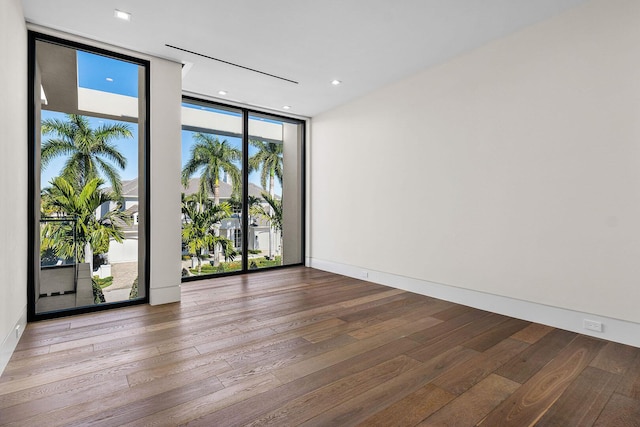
[181,101,244,276]
[35,39,145,314]
[248,115,303,269]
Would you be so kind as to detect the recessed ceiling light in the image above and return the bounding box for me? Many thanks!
[283,105,291,110]
[114,10,131,21]
[331,79,342,86]
[218,90,227,96]
[106,77,114,82]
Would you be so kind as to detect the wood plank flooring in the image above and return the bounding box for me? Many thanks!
[1,266,640,426]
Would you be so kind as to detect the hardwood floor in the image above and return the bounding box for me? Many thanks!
[1,266,640,426]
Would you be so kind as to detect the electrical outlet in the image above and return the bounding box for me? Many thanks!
[360,271,369,279]
[583,319,603,332]
[15,325,20,339]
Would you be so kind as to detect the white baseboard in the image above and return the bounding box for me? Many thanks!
[309,257,640,348]
[0,305,27,376]
[149,284,181,305]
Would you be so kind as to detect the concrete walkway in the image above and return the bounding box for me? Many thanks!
[102,262,138,303]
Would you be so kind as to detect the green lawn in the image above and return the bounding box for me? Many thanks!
[189,256,282,275]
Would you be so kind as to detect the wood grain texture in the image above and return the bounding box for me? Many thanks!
[244,355,422,426]
[496,328,577,384]
[618,351,640,400]
[590,342,639,375]
[593,393,640,427]
[510,323,554,344]
[0,267,639,426]
[480,335,607,426]
[432,338,529,395]
[535,366,621,427]
[357,384,455,427]
[419,374,521,426]
[461,318,530,352]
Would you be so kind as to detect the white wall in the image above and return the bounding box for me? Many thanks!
[108,239,138,264]
[0,0,28,374]
[149,58,182,305]
[310,0,640,343]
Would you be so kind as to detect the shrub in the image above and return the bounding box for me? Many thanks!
[91,278,106,304]
[189,260,242,275]
[92,276,113,289]
[129,276,138,299]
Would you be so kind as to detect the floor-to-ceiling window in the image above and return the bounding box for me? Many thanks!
[181,98,304,279]
[180,101,245,275]
[28,32,149,319]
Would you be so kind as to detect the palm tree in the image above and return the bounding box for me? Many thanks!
[251,192,282,234]
[41,176,130,263]
[247,195,262,226]
[181,194,234,273]
[181,133,241,204]
[248,139,283,197]
[41,114,132,197]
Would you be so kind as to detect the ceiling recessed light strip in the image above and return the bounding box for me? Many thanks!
[165,44,299,85]
[331,79,342,85]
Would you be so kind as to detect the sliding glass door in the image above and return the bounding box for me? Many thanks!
[29,33,149,319]
[181,98,304,279]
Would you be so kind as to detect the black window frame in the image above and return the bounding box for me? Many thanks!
[27,31,151,321]
[180,95,306,281]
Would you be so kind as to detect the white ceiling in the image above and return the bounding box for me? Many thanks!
[22,0,588,117]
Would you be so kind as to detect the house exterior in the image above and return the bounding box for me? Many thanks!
[97,177,280,267]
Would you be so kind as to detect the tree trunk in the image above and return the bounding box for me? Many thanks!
[213,181,220,205]
[269,172,274,198]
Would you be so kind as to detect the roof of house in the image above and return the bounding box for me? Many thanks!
[124,204,138,215]
[182,178,269,200]
[108,177,273,200]
[120,179,139,197]
[110,204,138,235]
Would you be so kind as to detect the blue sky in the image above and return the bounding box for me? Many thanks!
[42,50,283,196]
[77,51,138,97]
[40,110,139,187]
[41,51,140,187]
